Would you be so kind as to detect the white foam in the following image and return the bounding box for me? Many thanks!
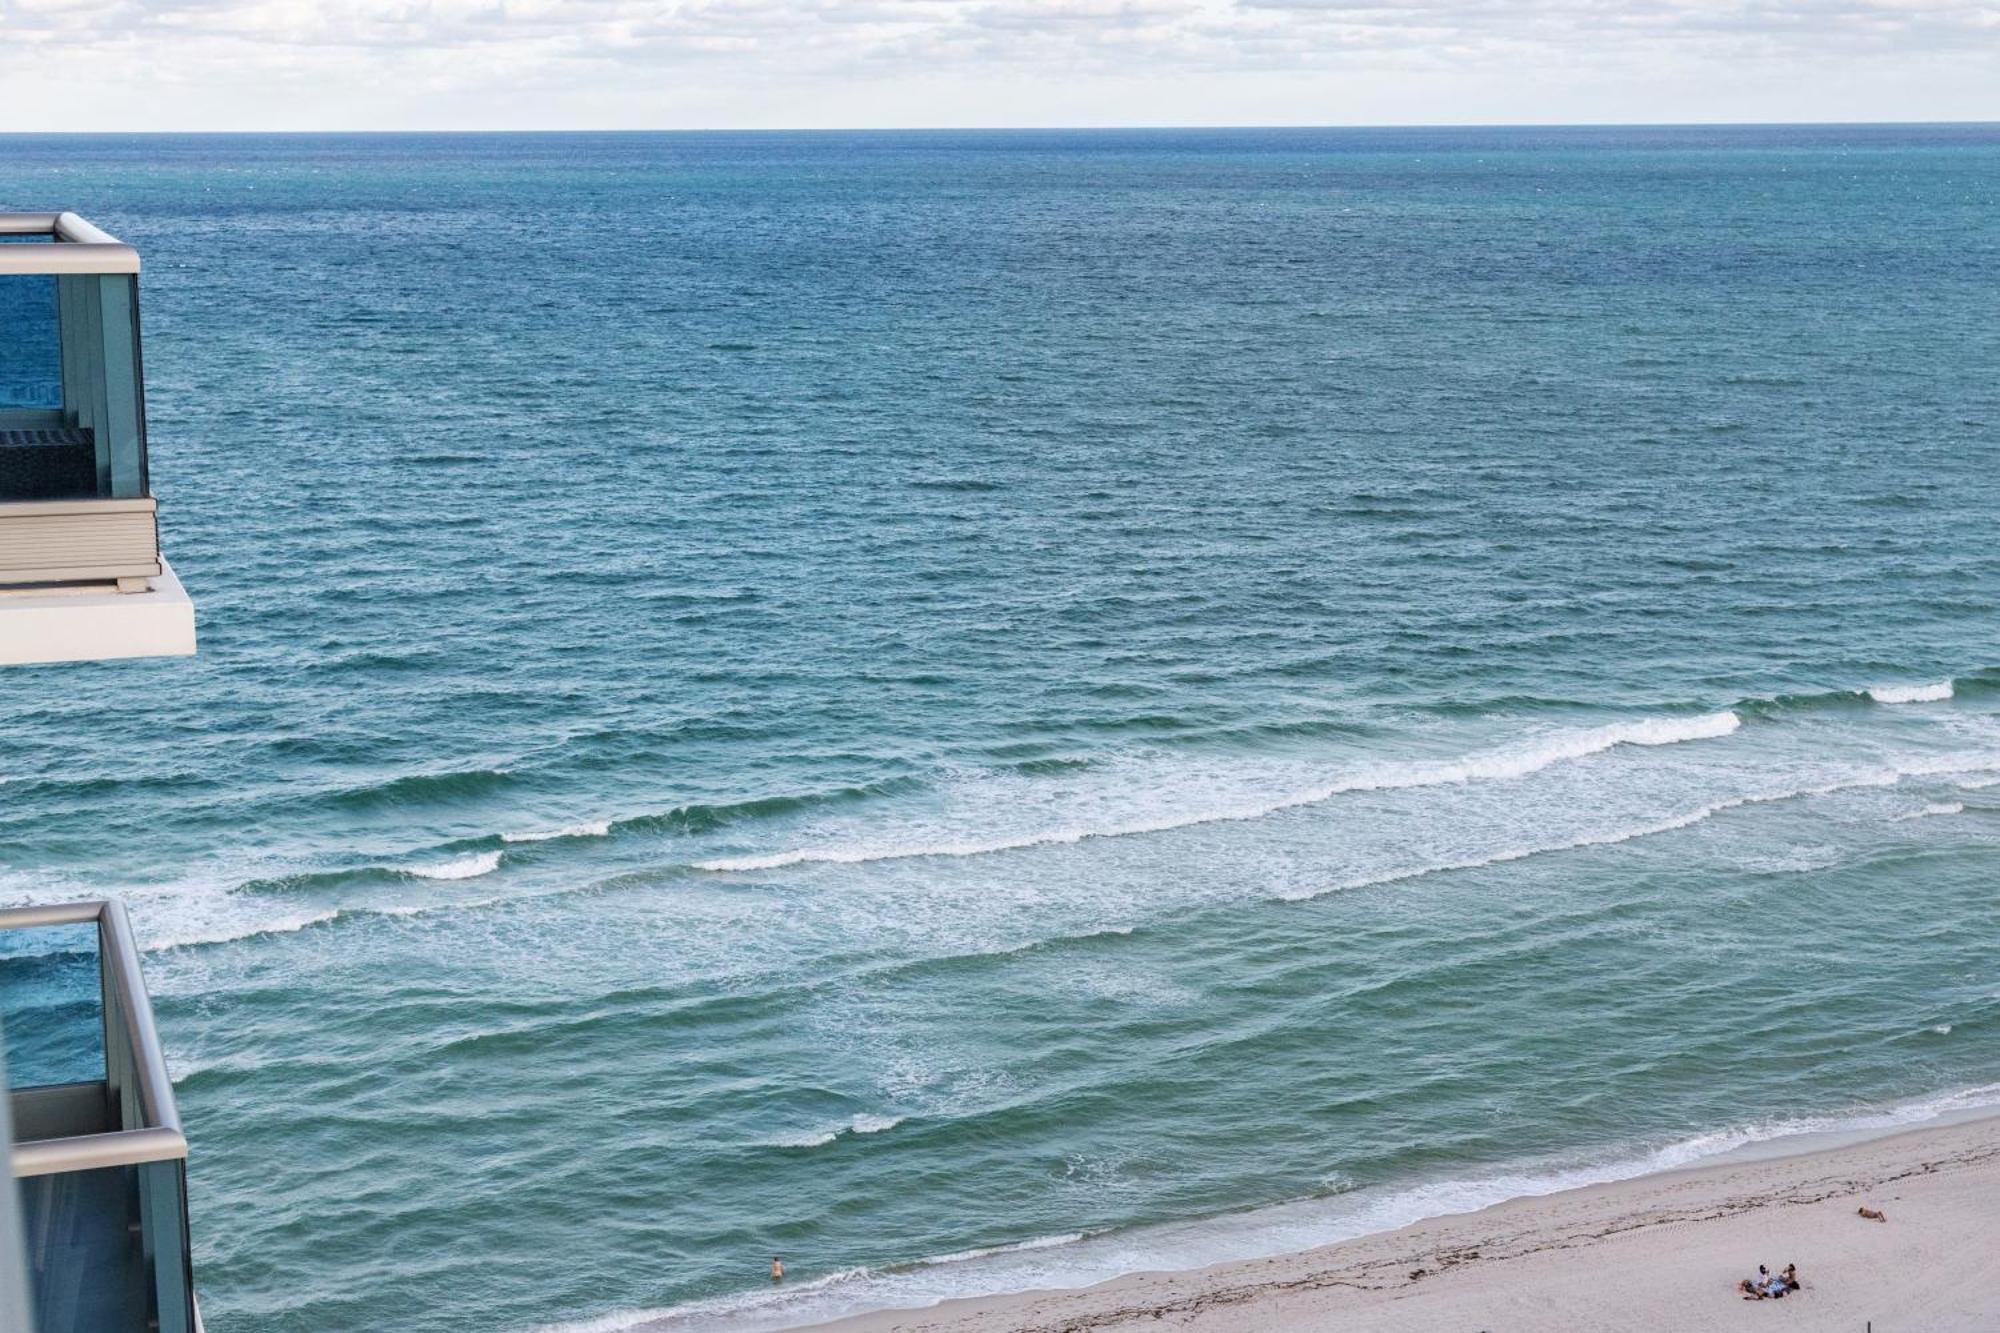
[533,1235,1085,1333]
[1282,801,1737,901]
[914,1231,1086,1268]
[533,1263,874,1332]
[795,763,1877,928]
[1869,681,1954,704]
[22,710,1986,960]
[1957,774,2000,790]
[1892,801,1964,822]
[696,713,1742,873]
[142,908,341,951]
[502,821,613,844]
[137,887,513,947]
[408,851,502,881]
[1276,767,1914,903]
[0,865,350,954]
[764,1114,905,1149]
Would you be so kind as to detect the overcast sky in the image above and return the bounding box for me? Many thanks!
[2,0,1996,131]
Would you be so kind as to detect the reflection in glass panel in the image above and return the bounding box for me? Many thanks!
[0,922,105,1089]
[0,267,63,411]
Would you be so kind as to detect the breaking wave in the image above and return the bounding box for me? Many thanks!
[695,712,1742,872]
[1869,681,1955,704]
[765,1114,907,1149]
[408,850,503,881]
[502,821,613,844]
[324,767,517,811]
[141,908,343,952]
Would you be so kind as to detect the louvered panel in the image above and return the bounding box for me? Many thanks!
[0,498,161,583]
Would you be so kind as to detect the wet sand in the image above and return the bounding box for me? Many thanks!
[809,1112,2000,1332]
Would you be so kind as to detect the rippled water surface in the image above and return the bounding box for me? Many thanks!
[2,126,1999,1332]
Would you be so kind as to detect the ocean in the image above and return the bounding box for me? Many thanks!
[1,125,1998,1331]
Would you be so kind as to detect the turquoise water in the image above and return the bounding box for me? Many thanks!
[1,126,1999,1331]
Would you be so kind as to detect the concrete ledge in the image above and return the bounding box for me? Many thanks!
[0,559,195,666]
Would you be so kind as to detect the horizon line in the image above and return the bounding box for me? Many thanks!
[2,118,1997,138]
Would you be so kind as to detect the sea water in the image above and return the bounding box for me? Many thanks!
[0,125,1998,1331]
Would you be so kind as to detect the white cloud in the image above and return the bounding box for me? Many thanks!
[0,0,1994,126]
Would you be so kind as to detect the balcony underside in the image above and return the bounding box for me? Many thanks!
[0,558,194,666]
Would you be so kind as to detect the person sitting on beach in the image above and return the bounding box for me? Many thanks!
[1736,1264,1801,1300]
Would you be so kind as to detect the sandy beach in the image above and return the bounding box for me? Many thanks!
[809,1113,2000,1332]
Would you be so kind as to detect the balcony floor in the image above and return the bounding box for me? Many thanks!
[19,1163,151,1333]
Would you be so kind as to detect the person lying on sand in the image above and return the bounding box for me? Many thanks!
[1859,1206,1887,1222]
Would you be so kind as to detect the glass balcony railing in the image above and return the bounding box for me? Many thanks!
[0,214,160,591]
[1,901,196,1333]
[0,253,62,416]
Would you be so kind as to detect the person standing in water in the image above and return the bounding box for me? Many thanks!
[771,1256,784,1283]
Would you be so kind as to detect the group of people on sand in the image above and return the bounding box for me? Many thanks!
[1737,1263,1803,1300]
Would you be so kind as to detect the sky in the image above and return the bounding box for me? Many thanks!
[0,0,1996,131]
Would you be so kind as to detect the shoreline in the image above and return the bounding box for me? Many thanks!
[804,1110,2000,1332]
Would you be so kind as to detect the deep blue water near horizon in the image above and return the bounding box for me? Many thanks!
[2,125,1999,1331]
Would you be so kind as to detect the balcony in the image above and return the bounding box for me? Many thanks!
[1,901,196,1333]
[0,214,194,666]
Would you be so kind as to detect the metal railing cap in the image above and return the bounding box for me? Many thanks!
[0,212,140,276]
[10,1126,187,1178]
[0,899,110,931]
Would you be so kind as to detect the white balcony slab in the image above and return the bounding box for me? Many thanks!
[0,559,195,666]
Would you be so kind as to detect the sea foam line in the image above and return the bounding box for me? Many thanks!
[765,1114,906,1149]
[1282,766,1909,903]
[1869,681,1954,704]
[531,1230,1090,1333]
[77,740,1995,957]
[97,718,2000,957]
[408,850,502,880]
[1892,801,1964,822]
[141,908,341,952]
[502,821,613,844]
[556,1081,2000,1333]
[695,712,1742,873]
